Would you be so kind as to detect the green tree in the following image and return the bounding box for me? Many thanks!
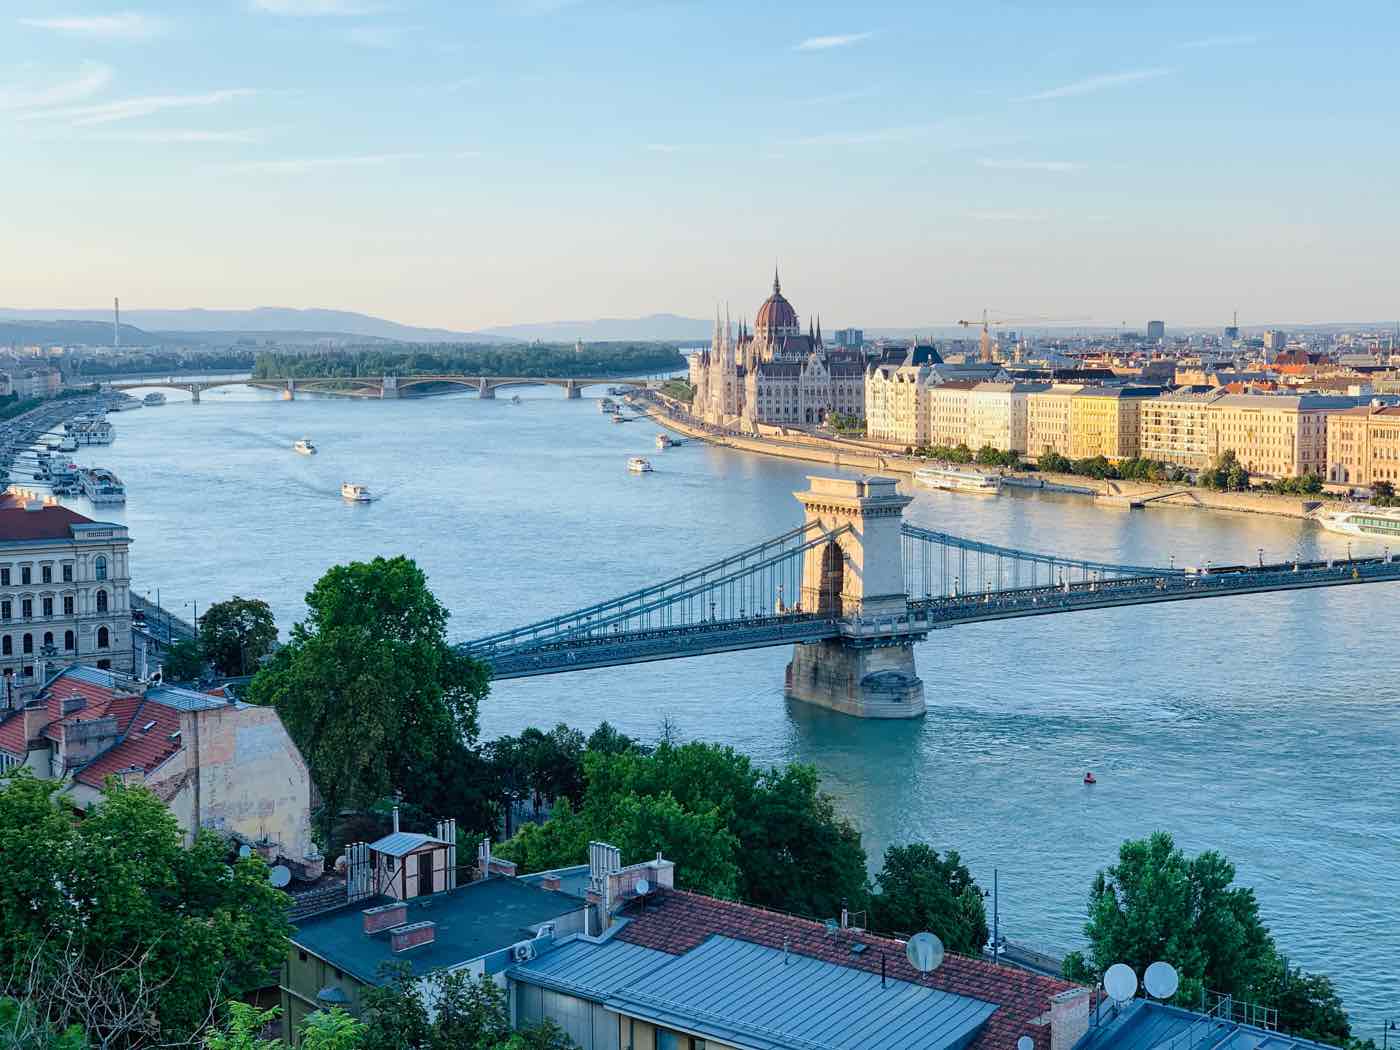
[493,797,591,875]
[613,792,740,899]
[298,1009,365,1050]
[248,556,490,841]
[1063,832,1274,1006]
[199,597,278,676]
[160,638,205,682]
[585,721,643,756]
[867,844,989,955]
[431,969,510,1049]
[1255,956,1351,1047]
[0,772,291,1049]
[1038,451,1072,474]
[496,1022,578,1050]
[0,997,87,1050]
[201,1003,281,1050]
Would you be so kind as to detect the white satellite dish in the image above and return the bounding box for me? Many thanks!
[237,844,252,858]
[1103,963,1138,1003]
[635,878,650,896]
[1144,961,1180,1000]
[905,932,945,974]
[1018,1037,1035,1050]
[269,864,292,888]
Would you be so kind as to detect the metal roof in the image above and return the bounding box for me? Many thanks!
[368,831,448,857]
[1074,999,1340,1050]
[510,938,671,1000]
[603,935,998,1050]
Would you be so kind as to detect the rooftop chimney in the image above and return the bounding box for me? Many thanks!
[1049,987,1093,1050]
[392,805,400,834]
[362,902,408,935]
[390,921,435,953]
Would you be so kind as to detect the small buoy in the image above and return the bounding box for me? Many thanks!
[1083,772,1097,785]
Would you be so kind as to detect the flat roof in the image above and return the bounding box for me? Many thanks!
[291,877,586,985]
[604,934,998,1050]
[511,937,671,1000]
[1074,998,1340,1050]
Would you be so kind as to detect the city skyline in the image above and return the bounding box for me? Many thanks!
[4,0,1399,329]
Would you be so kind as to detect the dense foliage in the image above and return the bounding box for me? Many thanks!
[1064,832,1352,1047]
[77,352,257,377]
[1197,450,1252,491]
[252,344,683,380]
[0,773,291,1049]
[867,844,989,955]
[247,556,492,845]
[1035,451,1187,482]
[198,596,279,676]
[159,638,205,681]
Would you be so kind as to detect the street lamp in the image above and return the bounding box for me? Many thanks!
[184,600,198,636]
[1257,547,1263,567]
[1383,1020,1397,1050]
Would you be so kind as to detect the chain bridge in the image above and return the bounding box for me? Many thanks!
[463,475,1400,718]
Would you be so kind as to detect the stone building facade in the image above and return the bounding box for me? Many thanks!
[1326,404,1400,487]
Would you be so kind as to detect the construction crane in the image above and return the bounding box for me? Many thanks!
[958,309,1016,363]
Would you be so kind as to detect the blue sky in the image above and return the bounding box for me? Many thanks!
[3,0,1398,330]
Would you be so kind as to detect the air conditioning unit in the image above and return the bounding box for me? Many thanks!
[511,942,535,963]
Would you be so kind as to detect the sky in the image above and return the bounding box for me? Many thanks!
[2,0,1398,331]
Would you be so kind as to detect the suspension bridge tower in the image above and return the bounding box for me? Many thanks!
[786,476,926,718]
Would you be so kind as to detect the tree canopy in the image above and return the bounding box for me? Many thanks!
[198,596,279,676]
[247,555,490,844]
[867,844,989,956]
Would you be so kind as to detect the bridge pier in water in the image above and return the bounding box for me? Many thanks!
[785,476,927,718]
[380,375,399,399]
[190,386,200,403]
[565,380,582,399]
[478,379,496,400]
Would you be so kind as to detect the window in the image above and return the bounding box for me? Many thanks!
[0,568,8,586]
[20,567,30,586]
[22,665,32,678]
[97,626,110,649]
[298,951,308,963]
[22,634,32,655]
[1,601,9,621]
[21,599,31,619]
[63,630,74,651]
[62,564,72,583]
[42,632,52,648]
[96,590,108,613]
[96,659,110,671]
[42,597,52,618]
[63,596,73,616]
[94,556,108,581]
[1,637,9,656]
[40,565,51,584]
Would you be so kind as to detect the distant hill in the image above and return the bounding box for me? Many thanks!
[0,307,503,344]
[478,313,713,342]
[0,319,165,347]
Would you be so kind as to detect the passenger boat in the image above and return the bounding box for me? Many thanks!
[611,414,626,424]
[655,433,675,450]
[293,438,317,455]
[105,394,142,412]
[80,467,126,504]
[58,435,78,452]
[72,419,115,445]
[341,482,373,502]
[1312,505,1400,539]
[627,457,653,473]
[914,466,1001,494]
[599,398,618,414]
[143,392,167,407]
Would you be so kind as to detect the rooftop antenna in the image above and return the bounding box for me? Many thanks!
[905,931,945,981]
[1103,963,1138,1004]
[1144,961,1180,1001]
[113,297,120,349]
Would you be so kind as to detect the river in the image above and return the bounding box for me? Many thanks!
[50,384,1400,1026]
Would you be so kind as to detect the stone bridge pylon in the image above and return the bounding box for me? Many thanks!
[786,476,927,718]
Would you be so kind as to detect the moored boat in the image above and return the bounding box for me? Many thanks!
[627,457,653,473]
[143,392,167,407]
[914,466,1001,494]
[80,467,126,504]
[655,432,675,449]
[1312,505,1400,540]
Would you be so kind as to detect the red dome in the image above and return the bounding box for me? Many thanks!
[755,269,800,339]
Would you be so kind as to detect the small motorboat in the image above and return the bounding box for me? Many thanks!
[655,432,675,450]
[627,457,653,474]
[294,438,317,455]
[341,482,373,502]
[510,395,522,405]
[1083,772,1097,785]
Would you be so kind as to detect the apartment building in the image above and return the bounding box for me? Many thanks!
[1138,389,1228,469]
[1207,393,1353,479]
[1068,387,1161,460]
[1026,384,1085,458]
[966,381,1046,454]
[864,357,934,446]
[926,381,978,448]
[1325,403,1400,487]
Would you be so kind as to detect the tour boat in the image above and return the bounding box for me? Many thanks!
[341,482,373,502]
[80,467,126,504]
[627,457,653,473]
[1312,505,1400,540]
[914,466,1001,494]
[105,394,142,412]
[57,434,78,452]
[599,398,618,414]
[293,438,317,455]
[143,392,167,407]
[655,433,675,450]
[73,419,115,445]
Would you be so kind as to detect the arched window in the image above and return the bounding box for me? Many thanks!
[97,626,109,650]
[42,632,52,648]
[1,636,10,656]
[63,630,74,651]
[96,590,108,613]
[63,595,73,616]
[94,556,108,581]
[22,634,32,655]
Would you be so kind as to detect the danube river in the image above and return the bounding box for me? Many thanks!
[60,385,1399,1024]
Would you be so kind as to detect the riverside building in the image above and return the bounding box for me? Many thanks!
[1026,385,1086,458]
[0,492,132,703]
[1325,403,1400,487]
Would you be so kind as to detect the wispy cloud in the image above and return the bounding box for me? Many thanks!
[1016,67,1172,102]
[18,12,167,39]
[250,0,378,14]
[18,88,257,126]
[1180,33,1259,49]
[795,32,873,51]
[214,152,427,174]
[978,158,1085,173]
[88,128,265,143]
[0,62,112,111]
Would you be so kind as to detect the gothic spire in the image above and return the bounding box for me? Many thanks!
[773,264,781,296]
[816,315,822,345]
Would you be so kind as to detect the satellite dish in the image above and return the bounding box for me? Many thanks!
[1018,1038,1035,1050]
[237,844,252,858]
[905,932,945,974]
[634,878,650,896]
[1103,963,1138,1003]
[1144,961,1180,1000]
[269,864,292,888]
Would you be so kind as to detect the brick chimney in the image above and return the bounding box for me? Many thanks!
[362,902,408,935]
[1049,987,1092,1050]
[390,921,435,952]
[22,700,51,744]
[539,874,562,892]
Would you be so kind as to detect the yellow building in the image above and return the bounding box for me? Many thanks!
[1138,389,1227,469]
[1326,404,1400,487]
[1068,388,1160,460]
[966,382,1045,453]
[863,357,934,447]
[1026,384,1084,458]
[926,381,977,448]
[1206,394,1353,479]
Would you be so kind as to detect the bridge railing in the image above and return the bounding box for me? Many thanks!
[901,523,1181,597]
[463,522,850,658]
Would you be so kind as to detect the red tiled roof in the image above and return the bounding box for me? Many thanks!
[614,889,1076,1050]
[0,495,95,541]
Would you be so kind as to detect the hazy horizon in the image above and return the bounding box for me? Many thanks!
[5,1,1398,331]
